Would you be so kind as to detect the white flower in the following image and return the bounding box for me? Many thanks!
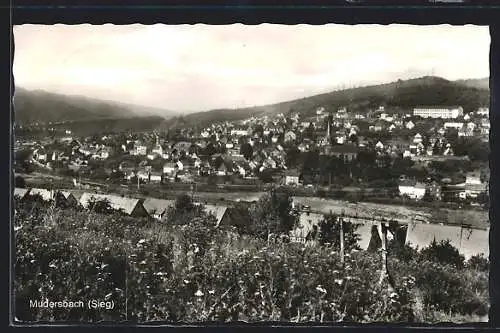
[208,290,215,295]
[390,292,398,298]
[137,239,146,245]
[334,279,344,285]
[316,285,327,294]
[195,290,204,297]
[183,279,190,284]
[49,263,57,269]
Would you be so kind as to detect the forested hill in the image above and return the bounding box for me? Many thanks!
[160,76,489,130]
[13,87,171,125]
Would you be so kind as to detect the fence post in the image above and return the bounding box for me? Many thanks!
[340,215,345,266]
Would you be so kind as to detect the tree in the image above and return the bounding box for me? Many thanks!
[240,143,253,161]
[165,194,205,225]
[318,213,361,251]
[250,189,297,240]
[88,198,117,215]
[15,175,26,188]
[420,239,465,269]
[285,147,301,168]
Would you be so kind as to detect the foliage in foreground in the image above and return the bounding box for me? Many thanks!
[14,200,488,323]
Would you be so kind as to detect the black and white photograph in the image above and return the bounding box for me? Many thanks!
[12,23,491,323]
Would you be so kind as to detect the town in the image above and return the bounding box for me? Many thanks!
[15,104,490,207]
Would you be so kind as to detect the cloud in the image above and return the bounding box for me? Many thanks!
[13,24,489,112]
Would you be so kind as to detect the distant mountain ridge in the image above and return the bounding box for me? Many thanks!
[161,76,490,129]
[13,87,175,125]
[14,76,490,134]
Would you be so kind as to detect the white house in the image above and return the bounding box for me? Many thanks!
[399,180,426,200]
[444,122,464,130]
[284,170,300,186]
[413,133,423,144]
[405,121,415,130]
[163,162,176,175]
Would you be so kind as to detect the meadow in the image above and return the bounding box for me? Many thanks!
[13,195,489,323]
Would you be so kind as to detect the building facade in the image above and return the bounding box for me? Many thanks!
[413,106,464,119]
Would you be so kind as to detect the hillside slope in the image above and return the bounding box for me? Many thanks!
[13,87,170,125]
[162,76,489,129]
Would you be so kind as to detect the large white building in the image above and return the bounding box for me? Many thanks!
[413,106,464,119]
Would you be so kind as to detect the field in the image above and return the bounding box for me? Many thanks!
[13,198,489,323]
[292,197,489,229]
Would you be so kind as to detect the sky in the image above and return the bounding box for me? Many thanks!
[13,24,490,113]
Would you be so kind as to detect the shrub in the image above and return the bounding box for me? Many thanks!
[467,254,489,272]
[419,239,465,269]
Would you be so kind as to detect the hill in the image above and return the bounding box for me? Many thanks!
[454,77,489,90]
[13,87,171,125]
[161,76,490,129]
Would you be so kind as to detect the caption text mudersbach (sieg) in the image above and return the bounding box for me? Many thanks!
[29,299,115,310]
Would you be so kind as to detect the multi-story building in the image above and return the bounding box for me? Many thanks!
[413,106,464,119]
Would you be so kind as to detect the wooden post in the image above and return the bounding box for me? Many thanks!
[377,221,389,286]
[339,215,345,266]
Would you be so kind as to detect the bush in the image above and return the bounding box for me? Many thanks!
[419,239,465,269]
[467,254,489,272]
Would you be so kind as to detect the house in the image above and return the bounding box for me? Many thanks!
[284,169,300,186]
[284,131,297,143]
[398,180,426,200]
[29,188,55,201]
[79,193,148,217]
[427,181,442,201]
[143,198,175,220]
[444,122,464,130]
[413,133,423,144]
[465,183,487,199]
[466,172,482,185]
[149,171,163,183]
[405,121,415,130]
[163,162,176,175]
[14,187,31,200]
[33,148,47,162]
[216,163,230,176]
[204,204,229,227]
[133,143,148,156]
[375,141,384,150]
[323,144,358,162]
[55,190,79,207]
[476,107,489,116]
[413,106,464,119]
[152,144,163,156]
[136,170,149,181]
